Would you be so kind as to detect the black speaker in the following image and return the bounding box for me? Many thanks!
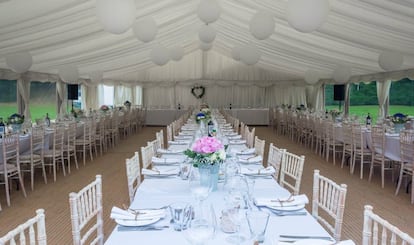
[333,85,345,101]
[67,84,79,100]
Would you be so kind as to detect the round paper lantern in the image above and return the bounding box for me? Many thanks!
[333,65,351,84]
[378,50,403,71]
[150,44,170,66]
[5,51,33,73]
[59,65,79,83]
[197,0,221,24]
[96,0,136,34]
[199,41,213,51]
[89,70,103,84]
[231,45,242,61]
[198,25,216,43]
[249,11,275,40]
[240,45,261,65]
[287,0,330,33]
[304,69,320,85]
[132,17,158,43]
[170,46,184,61]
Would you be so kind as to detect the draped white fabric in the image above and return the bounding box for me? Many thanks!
[114,85,133,106]
[17,77,31,119]
[81,85,99,111]
[56,80,67,115]
[376,80,392,118]
[143,83,308,109]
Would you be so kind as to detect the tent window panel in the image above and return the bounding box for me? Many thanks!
[389,78,414,117]
[0,79,17,120]
[349,81,378,123]
[30,81,56,120]
[103,85,114,107]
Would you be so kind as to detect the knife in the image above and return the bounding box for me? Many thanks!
[117,225,169,231]
[279,235,334,241]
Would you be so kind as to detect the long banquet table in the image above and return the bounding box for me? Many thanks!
[105,132,333,245]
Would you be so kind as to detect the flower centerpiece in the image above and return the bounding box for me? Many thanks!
[7,113,24,132]
[391,113,408,124]
[100,105,109,112]
[184,136,226,190]
[329,109,341,121]
[124,100,131,108]
[7,113,24,124]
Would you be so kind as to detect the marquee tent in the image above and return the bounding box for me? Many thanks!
[0,0,413,115]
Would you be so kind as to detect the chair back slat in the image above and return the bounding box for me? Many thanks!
[126,152,141,203]
[362,205,414,245]
[69,175,103,245]
[141,144,154,169]
[279,151,305,195]
[267,143,286,181]
[0,209,47,245]
[312,169,347,242]
[254,136,265,157]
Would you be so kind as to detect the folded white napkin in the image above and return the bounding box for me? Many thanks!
[228,135,242,140]
[141,167,180,176]
[179,131,193,136]
[110,206,165,220]
[168,140,190,145]
[254,194,309,207]
[386,133,399,137]
[241,166,275,175]
[157,148,184,154]
[231,148,255,155]
[174,135,193,140]
[224,132,238,136]
[336,241,356,245]
[229,139,247,145]
[238,155,262,163]
[151,157,181,164]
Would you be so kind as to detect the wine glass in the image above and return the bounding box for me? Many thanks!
[224,189,247,244]
[188,168,212,216]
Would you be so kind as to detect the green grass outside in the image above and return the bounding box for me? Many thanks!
[325,105,414,124]
[0,103,57,122]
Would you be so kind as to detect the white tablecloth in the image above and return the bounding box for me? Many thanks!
[223,109,269,125]
[105,177,332,245]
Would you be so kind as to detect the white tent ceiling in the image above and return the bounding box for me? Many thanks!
[0,0,413,84]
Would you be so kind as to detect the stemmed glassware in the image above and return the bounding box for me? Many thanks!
[188,167,212,217]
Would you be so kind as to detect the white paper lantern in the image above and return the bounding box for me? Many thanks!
[89,70,103,84]
[170,46,184,61]
[59,65,79,83]
[304,70,320,85]
[333,65,351,84]
[197,0,221,24]
[199,41,213,51]
[231,45,242,61]
[96,0,136,34]
[378,50,403,71]
[240,45,261,65]
[287,0,330,33]
[249,11,275,40]
[132,17,158,43]
[150,44,170,66]
[198,25,216,43]
[5,51,33,73]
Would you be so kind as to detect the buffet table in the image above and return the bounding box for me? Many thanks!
[145,109,187,126]
[223,109,269,125]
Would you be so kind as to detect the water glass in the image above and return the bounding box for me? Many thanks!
[169,202,193,231]
[180,162,191,180]
[246,210,270,243]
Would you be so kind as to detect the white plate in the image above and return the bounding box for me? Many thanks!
[292,239,332,245]
[265,204,305,212]
[144,173,178,178]
[115,216,162,227]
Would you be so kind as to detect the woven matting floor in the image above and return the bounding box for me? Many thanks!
[0,126,413,244]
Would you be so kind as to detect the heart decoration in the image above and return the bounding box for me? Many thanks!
[191,86,205,99]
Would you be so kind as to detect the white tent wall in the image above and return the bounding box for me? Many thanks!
[142,81,308,110]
